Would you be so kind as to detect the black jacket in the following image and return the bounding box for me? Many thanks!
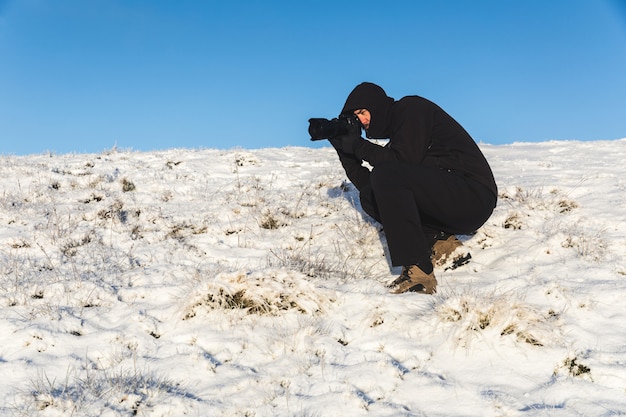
[341,82,498,197]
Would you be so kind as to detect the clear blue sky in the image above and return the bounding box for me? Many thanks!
[1,0,625,155]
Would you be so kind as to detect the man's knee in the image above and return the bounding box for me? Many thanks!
[359,184,381,222]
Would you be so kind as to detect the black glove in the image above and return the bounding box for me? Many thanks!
[329,133,361,155]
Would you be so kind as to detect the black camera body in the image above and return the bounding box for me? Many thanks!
[308,113,362,141]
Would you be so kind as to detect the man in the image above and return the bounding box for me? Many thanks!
[329,82,497,294]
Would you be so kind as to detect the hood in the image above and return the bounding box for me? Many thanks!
[340,82,395,139]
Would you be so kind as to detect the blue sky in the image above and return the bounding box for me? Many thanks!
[1,0,625,155]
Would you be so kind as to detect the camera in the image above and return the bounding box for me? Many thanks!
[308,113,362,141]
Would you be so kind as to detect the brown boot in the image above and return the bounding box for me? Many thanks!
[388,265,437,294]
[432,235,462,266]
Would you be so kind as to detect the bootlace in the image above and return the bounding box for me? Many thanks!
[388,266,414,288]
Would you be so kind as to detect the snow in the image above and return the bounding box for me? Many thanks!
[0,139,625,416]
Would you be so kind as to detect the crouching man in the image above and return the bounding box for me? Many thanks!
[318,82,497,294]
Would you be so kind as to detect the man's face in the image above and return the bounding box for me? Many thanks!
[354,109,370,130]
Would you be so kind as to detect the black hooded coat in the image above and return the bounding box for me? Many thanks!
[340,82,497,198]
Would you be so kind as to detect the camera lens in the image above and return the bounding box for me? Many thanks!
[308,118,337,140]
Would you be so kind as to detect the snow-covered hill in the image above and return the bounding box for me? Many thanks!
[1,140,625,416]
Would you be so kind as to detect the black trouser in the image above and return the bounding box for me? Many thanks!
[355,163,496,272]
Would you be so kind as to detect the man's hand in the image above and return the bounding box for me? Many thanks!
[329,134,361,154]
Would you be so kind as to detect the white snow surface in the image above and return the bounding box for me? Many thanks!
[0,140,625,416]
